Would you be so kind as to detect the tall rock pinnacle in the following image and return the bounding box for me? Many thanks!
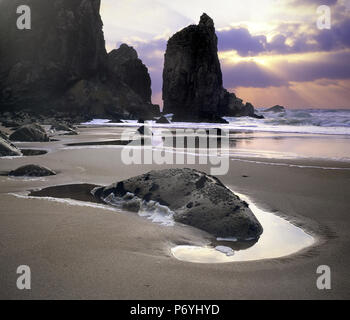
[162,13,257,121]
[108,44,152,104]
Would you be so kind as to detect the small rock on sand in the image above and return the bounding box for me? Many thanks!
[9,164,56,177]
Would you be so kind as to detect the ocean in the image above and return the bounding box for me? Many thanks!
[83,108,350,164]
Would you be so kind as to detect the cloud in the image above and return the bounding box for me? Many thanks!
[222,61,287,88]
[218,28,267,56]
[315,16,350,50]
[217,13,350,57]
[220,50,350,90]
[289,0,338,6]
[277,50,350,82]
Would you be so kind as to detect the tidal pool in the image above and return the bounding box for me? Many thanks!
[171,193,315,263]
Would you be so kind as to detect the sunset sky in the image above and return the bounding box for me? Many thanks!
[100,0,350,109]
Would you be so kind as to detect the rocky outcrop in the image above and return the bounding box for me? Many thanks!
[162,14,259,122]
[0,0,158,120]
[9,164,56,177]
[9,124,49,142]
[92,168,263,239]
[108,44,152,104]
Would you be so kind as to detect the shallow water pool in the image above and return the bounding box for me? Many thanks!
[171,193,315,263]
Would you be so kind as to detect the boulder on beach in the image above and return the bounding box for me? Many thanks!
[51,122,78,135]
[9,164,56,177]
[9,124,49,142]
[92,168,263,240]
[0,137,22,157]
[265,105,285,113]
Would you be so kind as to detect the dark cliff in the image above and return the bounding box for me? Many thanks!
[0,0,158,119]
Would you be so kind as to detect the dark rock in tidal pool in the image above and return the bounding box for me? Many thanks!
[156,116,171,124]
[9,124,49,142]
[265,105,286,113]
[92,168,263,239]
[0,137,22,157]
[162,13,259,122]
[9,164,56,177]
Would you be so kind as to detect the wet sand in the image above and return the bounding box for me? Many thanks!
[0,125,349,299]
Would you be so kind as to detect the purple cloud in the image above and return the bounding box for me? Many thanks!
[289,0,338,5]
[278,51,350,82]
[217,14,350,57]
[222,61,287,88]
[218,28,267,56]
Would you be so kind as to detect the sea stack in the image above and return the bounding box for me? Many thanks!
[108,44,152,104]
[0,0,158,120]
[162,13,258,122]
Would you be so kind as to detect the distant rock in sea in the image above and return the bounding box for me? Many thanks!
[9,164,56,177]
[0,0,158,120]
[265,105,286,113]
[162,13,260,122]
[92,168,263,239]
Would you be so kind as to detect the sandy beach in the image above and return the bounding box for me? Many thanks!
[0,125,349,299]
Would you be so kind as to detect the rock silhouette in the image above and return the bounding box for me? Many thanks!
[0,0,158,120]
[163,13,259,122]
[108,44,152,104]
